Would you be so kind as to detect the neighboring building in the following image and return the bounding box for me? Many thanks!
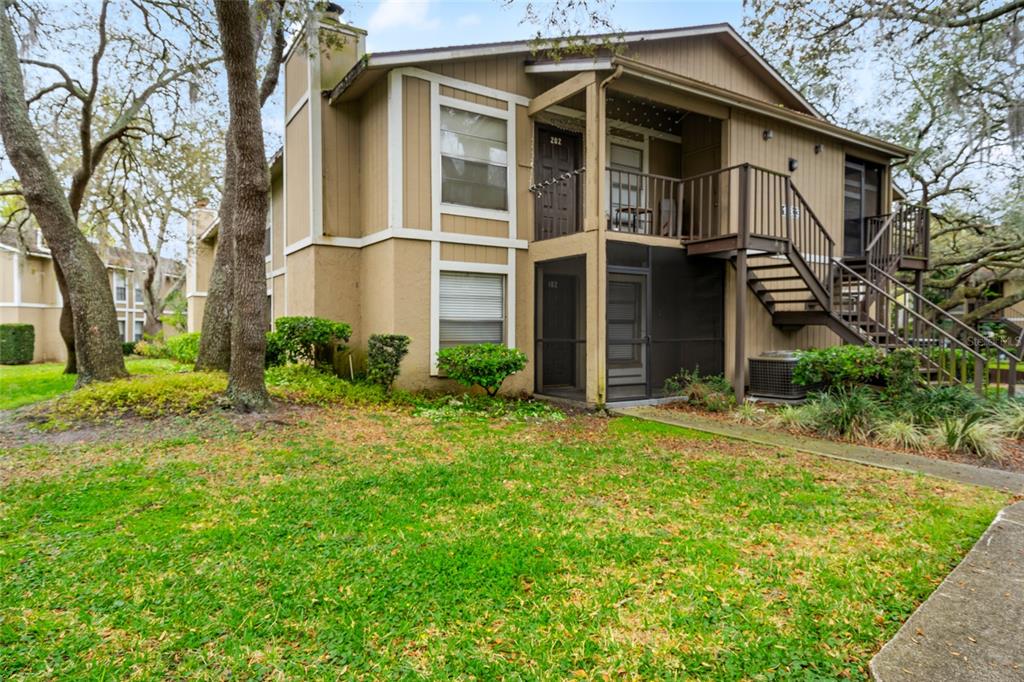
[189,13,961,403]
[0,227,184,362]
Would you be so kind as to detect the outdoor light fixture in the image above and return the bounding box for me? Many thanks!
[788,157,798,172]
[762,129,773,141]
[814,144,823,154]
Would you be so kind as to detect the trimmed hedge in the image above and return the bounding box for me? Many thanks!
[0,323,34,364]
[436,343,527,397]
[268,316,352,367]
[366,334,410,391]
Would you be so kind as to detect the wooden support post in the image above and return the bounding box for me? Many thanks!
[1010,358,1017,398]
[734,250,747,403]
[974,355,984,396]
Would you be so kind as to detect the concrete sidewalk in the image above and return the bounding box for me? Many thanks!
[612,406,1024,493]
[869,502,1024,681]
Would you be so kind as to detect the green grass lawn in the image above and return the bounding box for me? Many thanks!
[0,358,187,410]
[0,409,1007,679]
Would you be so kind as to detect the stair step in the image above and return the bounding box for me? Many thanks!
[748,262,794,271]
[752,274,804,282]
[764,287,811,293]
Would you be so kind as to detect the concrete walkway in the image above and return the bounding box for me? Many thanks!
[870,502,1024,681]
[613,406,1024,493]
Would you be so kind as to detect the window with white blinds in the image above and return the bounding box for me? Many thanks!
[439,271,505,347]
[440,106,508,211]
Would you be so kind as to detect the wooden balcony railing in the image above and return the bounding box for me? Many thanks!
[865,203,930,273]
[607,163,835,298]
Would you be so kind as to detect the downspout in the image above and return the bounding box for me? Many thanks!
[595,66,623,407]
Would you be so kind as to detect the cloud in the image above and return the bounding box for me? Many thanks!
[368,0,441,31]
[457,14,481,27]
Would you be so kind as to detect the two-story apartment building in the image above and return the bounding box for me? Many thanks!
[1,228,183,362]
[190,12,963,404]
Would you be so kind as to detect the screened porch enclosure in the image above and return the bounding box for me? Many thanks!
[535,256,587,401]
[606,242,725,402]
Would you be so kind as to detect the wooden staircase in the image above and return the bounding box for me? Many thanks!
[669,165,1021,396]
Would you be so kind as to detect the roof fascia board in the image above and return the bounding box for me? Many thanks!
[615,57,911,157]
[524,58,613,74]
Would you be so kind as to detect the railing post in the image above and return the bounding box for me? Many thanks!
[1010,357,1017,398]
[737,165,750,249]
[974,355,984,396]
[784,176,793,245]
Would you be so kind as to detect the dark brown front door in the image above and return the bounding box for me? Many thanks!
[542,273,577,387]
[535,126,581,240]
[844,158,883,257]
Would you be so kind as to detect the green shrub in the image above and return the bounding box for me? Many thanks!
[48,371,226,422]
[735,401,765,424]
[265,330,287,367]
[366,334,410,391]
[265,364,408,406]
[807,386,884,439]
[903,386,980,426]
[664,368,736,412]
[273,316,352,367]
[793,346,919,393]
[933,413,1006,461]
[166,332,201,364]
[121,341,137,356]
[0,323,34,364]
[993,400,1024,439]
[875,417,927,451]
[436,344,527,397]
[134,338,170,359]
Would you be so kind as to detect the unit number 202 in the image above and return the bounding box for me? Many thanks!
[550,136,562,146]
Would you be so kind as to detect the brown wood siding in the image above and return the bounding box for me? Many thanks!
[284,50,308,113]
[403,76,432,229]
[515,105,533,241]
[440,243,508,264]
[427,56,538,98]
[440,213,509,238]
[626,36,786,107]
[322,99,361,237]
[439,84,507,110]
[727,110,845,248]
[271,172,285,270]
[360,79,389,235]
[649,138,682,177]
[285,101,311,247]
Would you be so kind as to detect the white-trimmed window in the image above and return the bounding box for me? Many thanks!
[117,319,126,340]
[440,105,508,211]
[113,271,127,303]
[133,319,144,342]
[134,280,143,304]
[439,271,505,347]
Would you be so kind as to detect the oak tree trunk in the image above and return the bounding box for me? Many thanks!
[52,258,77,373]
[214,0,269,411]
[0,5,126,384]
[194,123,236,371]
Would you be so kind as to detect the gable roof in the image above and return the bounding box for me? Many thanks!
[329,23,820,118]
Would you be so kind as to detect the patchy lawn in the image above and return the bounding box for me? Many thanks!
[0,408,1008,679]
[0,359,188,410]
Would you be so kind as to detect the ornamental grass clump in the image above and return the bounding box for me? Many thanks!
[807,386,884,440]
[875,417,927,451]
[933,412,1006,462]
[664,368,735,412]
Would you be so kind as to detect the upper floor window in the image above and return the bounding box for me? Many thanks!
[440,106,508,211]
[113,271,127,303]
[134,281,143,304]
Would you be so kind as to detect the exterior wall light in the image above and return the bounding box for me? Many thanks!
[762,129,773,141]
[814,144,823,154]
[788,157,798,172]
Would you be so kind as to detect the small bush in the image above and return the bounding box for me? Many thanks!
[273,316,352,367]
[770,403,820,432]
[793,346,919,394]
[166,332,201,364]
[436,344,527,397]
[0,323,34,364]
[121,341,137,356]
[366,334,410,391]
[903,386,980,426]
[934,413,1006,461]
[808,386,884,439]
[875,417,927,451]
[265,364,407,406]
[48,371,226,422]
[134,338,170,359]
[994,400,1024,440]
[265,330,287,367]
[664,368,736,412]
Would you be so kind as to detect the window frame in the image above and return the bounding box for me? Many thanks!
[113,270,127,304]
[433,95,516,225]
[133,318,144,342]
[437,270,507,350]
